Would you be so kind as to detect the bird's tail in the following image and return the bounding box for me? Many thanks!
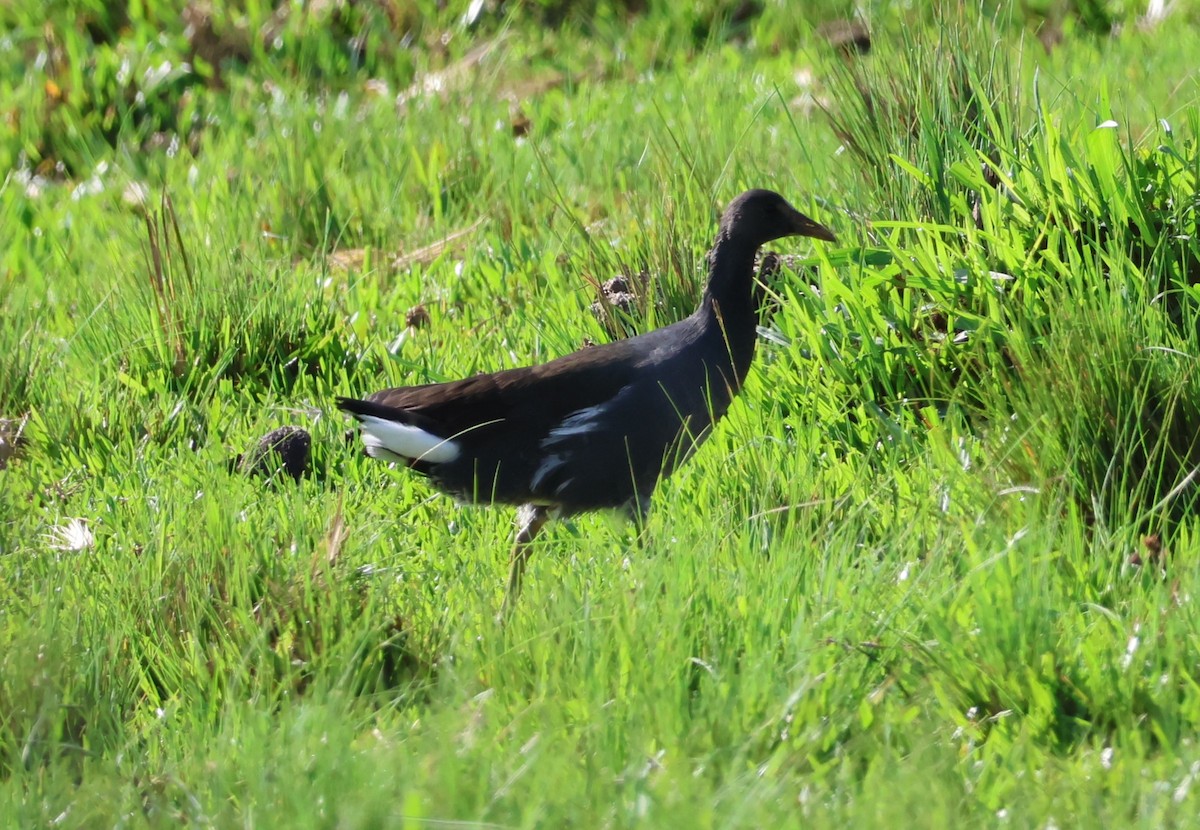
[336,396,406,422]
[336,397,460,464]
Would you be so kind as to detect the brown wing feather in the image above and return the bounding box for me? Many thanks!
[365,337,644,437]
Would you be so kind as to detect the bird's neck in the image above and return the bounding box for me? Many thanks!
[697,232,763,384]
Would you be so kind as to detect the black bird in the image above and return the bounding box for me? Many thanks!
[338,189,835,611]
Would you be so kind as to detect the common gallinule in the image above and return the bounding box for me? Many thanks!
[338,189,835,611]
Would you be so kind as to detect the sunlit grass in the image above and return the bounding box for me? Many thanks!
[4,2,1200,827]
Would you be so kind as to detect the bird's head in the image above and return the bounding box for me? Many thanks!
[720,189,836,247]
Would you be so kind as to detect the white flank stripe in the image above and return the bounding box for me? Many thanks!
[529,386,634,493]
[541,386,632,449]
[546,405,605,441]
[358,415,460,464]
[530,452,565,491]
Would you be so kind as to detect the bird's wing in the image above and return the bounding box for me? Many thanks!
[361,338,646,439]
[525,381,640,500]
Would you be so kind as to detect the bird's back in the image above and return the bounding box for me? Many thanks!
[340,311,741,512]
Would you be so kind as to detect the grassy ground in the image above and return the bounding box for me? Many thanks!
[4,1,1200,826]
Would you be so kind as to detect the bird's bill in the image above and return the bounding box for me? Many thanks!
[790,209,837,243]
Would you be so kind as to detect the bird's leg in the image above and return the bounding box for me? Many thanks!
[502,504,550,615]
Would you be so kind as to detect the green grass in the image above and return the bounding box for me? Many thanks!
[5,1,1200,826]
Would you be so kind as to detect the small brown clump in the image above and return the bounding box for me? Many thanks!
[589,272,651,338]
[757,252,781,281]
[594,272,650,314]
[1130,533,1166,568]
[819,19,871,56]
[511,109,531,137]
[240,426,311,482]
[0,417,29,470]
[405,304,431,329]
